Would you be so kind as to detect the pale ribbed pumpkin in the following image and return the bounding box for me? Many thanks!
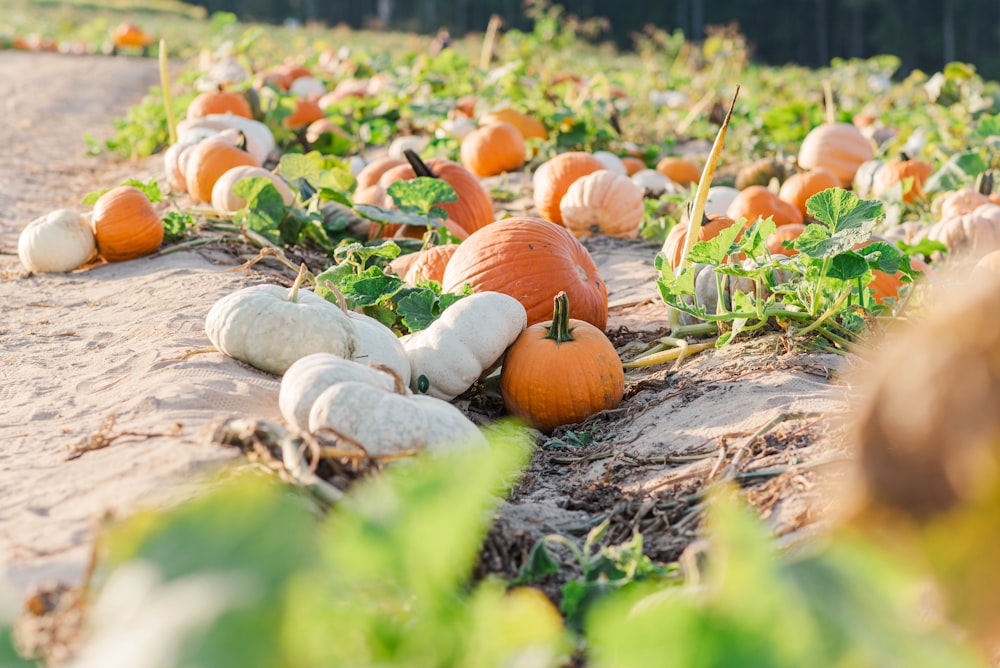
[778,168,839,217]
[184,138,260,204]
[460,121,526,177]
[927,204,1000,260]
[479,108,547,140]
[441,216,608,329]
[797,122,875,188]
[91,186,164,262]
[532,152,606,225]
[559,170,644,240]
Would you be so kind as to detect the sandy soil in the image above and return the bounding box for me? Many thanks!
[0,51,852,607]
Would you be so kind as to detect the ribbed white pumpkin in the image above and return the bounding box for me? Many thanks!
[591,151,628,176]
[176,114,276,165]
[926,203,1000,260]
[211,165,296,215]
[18,209,97,273]
[797,122,875,188]
[559,170,644,240]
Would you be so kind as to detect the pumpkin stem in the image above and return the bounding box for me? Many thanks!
[899,151,911,162]
[404,149,438,179]
[321,279,349,313]
[288,263,308,303]
[822,79,835,124]
[544,292,576,344]
[976,170,994,196]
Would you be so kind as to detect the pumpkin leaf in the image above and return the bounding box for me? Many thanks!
[354,203,436,229]
[396,287,468,332]
[897,238,948,259]
[739,217,778,260]
[510,541,561,586]
[233,177,288,244]
[924,152,989,193]
[387,177,458,216]
[805,188,883,235]
[686,223,744,265]
[827,251,870,282]
[857,241,903,275]
[976,114,1000,139]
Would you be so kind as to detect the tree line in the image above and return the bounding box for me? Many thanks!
[190,0,1000,80]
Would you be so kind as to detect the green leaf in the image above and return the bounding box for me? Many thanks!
[342,271,406,308]
[857,241,903,274]
[511,540,561,586]
[828,251,870,282]
[739,217,777,260]
[387,177,458,215]
[924,152,990,193]
[977,114,1000,138]
[232,177,288,244]
[277,151,327,187]
[395,289,439,331]
[686,222,744,265]
[354,203,435,229]
[798,190,882,258]
[898,237,948,259]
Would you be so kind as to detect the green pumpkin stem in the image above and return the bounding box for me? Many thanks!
[288,263,308,303]
[404,149,438,179]
[544,292,576,344]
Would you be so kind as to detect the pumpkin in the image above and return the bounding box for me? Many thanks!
[852,159,885,199]
[630,169,676,196]
[18,208,97,273]
[591,151,628,175]
[765,223,807,257]
[308,380,487,457]
[441,216,609,329]
[288,76,327,99]
[938,173,995,220]
[435,117,477,141]
[559,170,644,240]
[532,152,605,225]
[355,156,406,192]
[927,204,1000,260]
[185,88,252,120]
[797,122,875,188]
[705,186,741,217]
[348,310,411,386]
[655,157,700,187]
[403,291,527,401]
[460,121,526,177]
[111,22,152,49]
[479,108,547,140]
[402,244,459,284]
[371,152,494,237]
[388,135,430,160]
[735,158,789,190]
[184,137,261,204]
[204,267,357,376]
[211,165,295,215]
[661,214,741,271]
[778,168,839,217]
[304,118,352,146]
[499,291,624,433]
[871,154,934,203]
[279,353,397,432]
[868,258,931,305]
[91,186,163,262]
[726,185,804,227]
[176,115,275,165]
[621,156,647,176]
[283,98,325,129]
[387,251,422,280]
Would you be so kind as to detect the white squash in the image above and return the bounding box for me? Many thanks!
[403,292,527,400]
[205,267,357,376]
[591,151,628,176]
[17,208,97,273]
[176,114,276,165]
[348,311,412,386]
[704,186,740,217]
[279,353,397,432]
[211,165,296,215]
[388,135,429,160]
[630,169,676,196]
[308,380,487,457]
[289,76,327,99]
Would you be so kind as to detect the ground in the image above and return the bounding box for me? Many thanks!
[0,51,855,634]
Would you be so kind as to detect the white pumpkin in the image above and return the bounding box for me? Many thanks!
[279,353,397,432]
[591,151,628,175]
[17,208,97,273]
[630,169,676,196]
[176,114,276,165]
[288,76,327,99]
[308,380,487,457]
[403,292,527,400]
[205,269,357,376]
[704,186,741,217]
[348,311,411,386]
[211,165,296,215]
[435,117,477,141]
[388,135,429,160]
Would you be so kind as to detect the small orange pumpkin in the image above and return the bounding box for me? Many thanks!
[91,186,163,262]
[797,122,875,188]
[621,156,646,176]
[402,244,459,284]
[441,216,608,329]
[655,157,701,187]
[765,223,807,257]
[726,185,804,227]
[532,152,606,225]
[480,108,547,140]
[184,138,261,204]
[662,214,742,271]
[460,122,526,177]
[111,22,152,49]
[185,88,253,120]
[499,291,624,434]
[778,168,839,217]
[869,258,931,305]
[283,98,326,129]
[872,154,934,204]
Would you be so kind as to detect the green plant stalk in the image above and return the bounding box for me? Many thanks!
[790,288,852,338]
[159,38,178,145]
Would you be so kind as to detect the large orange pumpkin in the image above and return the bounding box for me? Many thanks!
[355,157,406,192]
[460,122,525,177]
[91,186,164,262]
[726,185,804,227]
[499,291,624,433]
[778,168,839,217]
[441,216,608,329]
[797,122,875,188]
[532,152,605,225]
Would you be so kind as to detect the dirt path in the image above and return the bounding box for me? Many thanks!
[0,52,851,605]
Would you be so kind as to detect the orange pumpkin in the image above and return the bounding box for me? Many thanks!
[184,138,260,204]
[621,156,646,176]
[766,223,807,257]
[441,216,608,329]
[778,168,839,217]
[559,171,644,240]
[726,185,804,227]
[533,152,606,225]
[460,122,526,177]
[655,157,701,187]
[283,98,325,129]
[869,258,931,305]
[355,157,406,192]
[662,214,742,271]
[304,118,352,146]
[872,154,934,204]
[480,108,547,140]
[111,22,152,49]
[402,244,459,284]
[185,88,253,120]
[91,186,163,262]
[797,122,875,188]
[499,291,624,433]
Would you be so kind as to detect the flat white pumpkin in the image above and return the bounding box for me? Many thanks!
[205,269,357,376]
[211,165,296,215]
[18,208,97,273]
[403,291,527,401]
[279,353,397,432]
[348,311,412,386]
[308,380,487,457]
[176,114,275,165]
